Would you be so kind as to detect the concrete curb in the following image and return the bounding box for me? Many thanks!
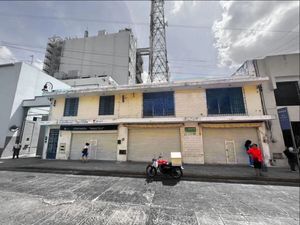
[1,167,299,187]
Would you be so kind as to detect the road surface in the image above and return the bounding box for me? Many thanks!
[0,171,298,225]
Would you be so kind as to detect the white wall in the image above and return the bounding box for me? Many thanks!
[0,62,69,158]
[0,63,22,149]
[256,53,300,165]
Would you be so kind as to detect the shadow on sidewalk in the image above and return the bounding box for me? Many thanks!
[145,176,181,186]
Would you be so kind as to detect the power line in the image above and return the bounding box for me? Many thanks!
[1,40,217,65]
[1,44,129,68]
[0,11,298,33]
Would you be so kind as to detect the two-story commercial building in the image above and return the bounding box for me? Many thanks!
[41,76,273,165]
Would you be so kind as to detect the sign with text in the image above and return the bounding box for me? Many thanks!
[277,107,291,130]
[60,125,118,131]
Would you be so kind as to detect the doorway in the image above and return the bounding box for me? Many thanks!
[46,129,59,159]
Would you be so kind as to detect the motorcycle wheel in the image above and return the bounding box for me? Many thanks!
[146,165,157,178]
[171,167,183,179]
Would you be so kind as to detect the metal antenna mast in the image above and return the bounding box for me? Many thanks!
[149,0,169,83]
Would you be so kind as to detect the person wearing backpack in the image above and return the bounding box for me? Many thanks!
[81,143,90,162]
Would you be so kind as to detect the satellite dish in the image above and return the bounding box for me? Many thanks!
[9,125,19,132]
[42,82,53,92]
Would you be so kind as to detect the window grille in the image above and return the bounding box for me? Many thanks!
[99,96,115,115]
[206,88,246,115]
[63,98,79,116]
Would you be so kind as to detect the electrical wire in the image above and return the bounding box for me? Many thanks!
[0,11,298,33]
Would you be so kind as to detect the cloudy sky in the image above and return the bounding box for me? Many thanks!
[0,1,299,81]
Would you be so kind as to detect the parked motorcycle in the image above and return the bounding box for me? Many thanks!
[146,155,183,179]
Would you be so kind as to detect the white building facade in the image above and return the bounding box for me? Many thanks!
[233,53,300,166]
[0,62,69,158]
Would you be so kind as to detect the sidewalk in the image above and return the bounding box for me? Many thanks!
[0,158,299,186]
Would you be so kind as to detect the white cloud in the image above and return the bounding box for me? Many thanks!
[0,46,16,64]
[171,1,184,14]
[213,1,300,67]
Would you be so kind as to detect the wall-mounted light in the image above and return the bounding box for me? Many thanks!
[9,125,19,132]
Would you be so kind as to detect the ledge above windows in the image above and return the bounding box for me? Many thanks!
[40,115,274,126]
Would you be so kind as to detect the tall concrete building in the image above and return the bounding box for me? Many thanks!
[233,53,300,166]
[43,29,143,85]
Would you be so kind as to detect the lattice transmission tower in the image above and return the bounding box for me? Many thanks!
[149,0,169,83]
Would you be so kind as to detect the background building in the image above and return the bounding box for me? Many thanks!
[43,29,143,85]
[41,76,272,165]
[233,53,300,166]
[0,62,69,158]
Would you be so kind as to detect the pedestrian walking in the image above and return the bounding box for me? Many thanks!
[247,144,263,176]
[81,143,90,162]
[283,147,299,172]
[12,141,21,159]
[244,140,253,167]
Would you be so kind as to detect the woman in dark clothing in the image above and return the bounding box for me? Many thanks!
[245,140,253,167]
[283,147,298,172]
[81,143,90,162]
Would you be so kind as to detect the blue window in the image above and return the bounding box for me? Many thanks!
[99,95,115,115]
[206,88,246,115]
[63,97,79,116]
[143,92,174,117]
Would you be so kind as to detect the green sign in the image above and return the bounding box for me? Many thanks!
[185,127,196,135]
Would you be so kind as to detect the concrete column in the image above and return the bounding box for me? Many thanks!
[56,130,72,160]
[258,123,271,166]
[42,126,50,159]
[117,124,128,161]
[180,122,204,164]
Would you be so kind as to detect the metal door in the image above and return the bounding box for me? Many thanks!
[70,133,117,160]
[128,128,181,162]
[46,129,59,159]
[225,140,236,164]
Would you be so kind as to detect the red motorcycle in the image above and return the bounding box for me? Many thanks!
[146,155,183,179]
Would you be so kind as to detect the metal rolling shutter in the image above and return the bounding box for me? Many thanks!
[203,128,259,164]
[70,133,117,160]
[128,128,181,162]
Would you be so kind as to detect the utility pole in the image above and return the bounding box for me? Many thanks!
[149,0,169,83]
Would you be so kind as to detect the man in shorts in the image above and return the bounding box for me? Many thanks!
[81,143,90,162]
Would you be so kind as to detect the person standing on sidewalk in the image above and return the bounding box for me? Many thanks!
[245,140,253,167]
[283,147,298,172]
[247,144,263,176]
[81,143,90,162]
[12,141,21,159]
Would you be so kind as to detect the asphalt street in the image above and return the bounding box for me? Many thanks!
[0,171,299,225]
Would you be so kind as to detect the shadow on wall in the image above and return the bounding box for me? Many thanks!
[0,131,18,159]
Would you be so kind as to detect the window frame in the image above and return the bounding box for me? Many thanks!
[63,97,79,117]
[99,95,115,116]
[206,87,246,116]
[143,91,175,117]
[274,81,300,106]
